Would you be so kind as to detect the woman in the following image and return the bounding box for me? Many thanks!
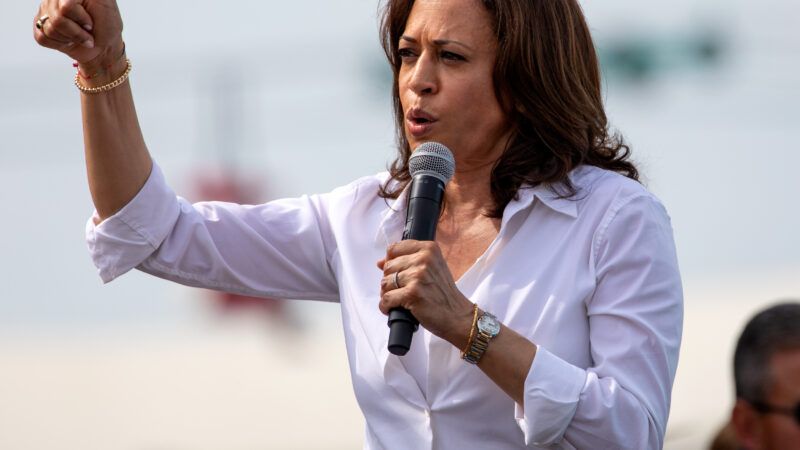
[33,0,683,448]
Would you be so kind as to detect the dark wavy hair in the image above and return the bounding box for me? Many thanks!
[379,0,639,218]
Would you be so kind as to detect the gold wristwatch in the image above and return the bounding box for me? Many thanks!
[463,311,501,365]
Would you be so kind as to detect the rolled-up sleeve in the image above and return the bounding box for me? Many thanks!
[514,347,586,446]
[86,161,339,301]
[515,193,683,449]
[86,163,181,283]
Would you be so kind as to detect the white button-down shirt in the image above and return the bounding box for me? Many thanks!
[87,162,683,449]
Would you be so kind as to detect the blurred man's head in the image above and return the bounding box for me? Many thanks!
[732,302,800,450]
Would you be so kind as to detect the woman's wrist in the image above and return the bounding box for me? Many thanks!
[442,299,479,351]
[77,40,126,87]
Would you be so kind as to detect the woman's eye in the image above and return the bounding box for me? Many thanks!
[441,51,465,61]
[398,48,416,59]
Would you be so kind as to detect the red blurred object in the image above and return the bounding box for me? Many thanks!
[189,164,287,320]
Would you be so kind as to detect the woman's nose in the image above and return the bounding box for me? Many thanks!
[408,53,438,96]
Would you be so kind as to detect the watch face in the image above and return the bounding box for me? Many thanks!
[477,313,501,336]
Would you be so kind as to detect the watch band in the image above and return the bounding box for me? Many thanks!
[463,312,500,365]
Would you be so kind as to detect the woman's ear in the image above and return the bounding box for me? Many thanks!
[731,398,763,450]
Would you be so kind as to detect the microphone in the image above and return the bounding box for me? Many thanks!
[387,142,455,356]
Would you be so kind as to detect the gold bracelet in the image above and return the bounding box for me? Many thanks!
[75,58,132,94]
[460,303,480,358]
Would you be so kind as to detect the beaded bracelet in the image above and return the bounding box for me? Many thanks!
[460,303,480,358]
[75,58,132,94]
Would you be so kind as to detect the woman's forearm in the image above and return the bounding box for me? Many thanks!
[475,324,537,406]
[79,41,152,222]
[443,310,536,405]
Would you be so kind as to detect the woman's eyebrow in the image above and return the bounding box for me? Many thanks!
[400,35,474,51]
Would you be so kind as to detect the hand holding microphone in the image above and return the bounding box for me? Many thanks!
[378,142,474,356]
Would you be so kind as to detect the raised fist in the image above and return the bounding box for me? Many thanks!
[33,0,124,65]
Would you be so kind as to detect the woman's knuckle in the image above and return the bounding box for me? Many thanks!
[56,3,72,16]
[37,35,53,48]
[416,269,428,281]
[52,16,71,33]
[378,293,395,314]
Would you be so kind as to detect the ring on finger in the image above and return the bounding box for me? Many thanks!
[392,272,401,290]
[35,15,50,31]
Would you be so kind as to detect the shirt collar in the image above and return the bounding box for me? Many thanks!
[375,181,409,246]
[508,165,591,221]
[374,170,581,244]
[522,182,579,219]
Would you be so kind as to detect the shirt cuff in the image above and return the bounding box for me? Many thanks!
[85,162,180,283]
[515,346,587,447]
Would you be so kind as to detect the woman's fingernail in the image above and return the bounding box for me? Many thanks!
[83,24,92,31]
[82,39,94,48]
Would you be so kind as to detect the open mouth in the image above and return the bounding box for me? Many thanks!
[407,108,437,124]
[406,109,437,137]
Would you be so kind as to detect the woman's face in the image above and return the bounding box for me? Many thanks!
[399,0,510,165]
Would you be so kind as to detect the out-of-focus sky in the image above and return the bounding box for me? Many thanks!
[1,1,798,449]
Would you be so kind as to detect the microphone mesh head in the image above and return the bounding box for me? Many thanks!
[409,142,455,184]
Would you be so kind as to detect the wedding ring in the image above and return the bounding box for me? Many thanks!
[392,272,401,289]
[36,15,50,31]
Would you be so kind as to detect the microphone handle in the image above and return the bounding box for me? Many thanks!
[388,175,445,356]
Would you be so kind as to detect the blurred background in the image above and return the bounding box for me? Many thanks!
[1,0,798,448]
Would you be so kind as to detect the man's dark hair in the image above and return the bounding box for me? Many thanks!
[734,302,800,402]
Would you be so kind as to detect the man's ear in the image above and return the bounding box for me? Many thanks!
[732,398,763,450]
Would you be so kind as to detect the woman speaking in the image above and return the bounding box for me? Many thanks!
[33,0,683,448]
